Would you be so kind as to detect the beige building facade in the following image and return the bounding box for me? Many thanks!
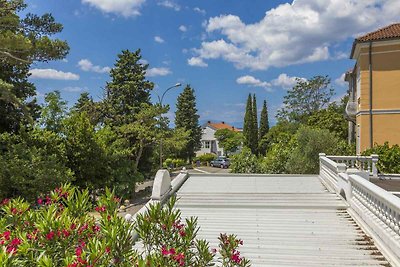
[346,24,400,154]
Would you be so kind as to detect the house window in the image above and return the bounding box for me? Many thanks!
[205,141,210,148]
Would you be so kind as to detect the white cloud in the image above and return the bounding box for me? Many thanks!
[179,25,187,32]
[193,7,206,15]
[236,75,271,90]
[146,67,171,77]
[154,36,164,43]
[271,74,305,89]
[29,69,80,80]
[63,86,88,93]
[158,0,180,11]
[236,73,306,91]
[81,0,146,17]
[190,0,400,70]
[78,59,111,73]
[335,73,347,87]
[187,57,208,67]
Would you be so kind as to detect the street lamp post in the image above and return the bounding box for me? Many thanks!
[157,83,182,169]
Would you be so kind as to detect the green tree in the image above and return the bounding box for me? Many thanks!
[258,100,270,154]
[214,128,243,156]
[277,76,334,123]
[175,85,202,162]
[243,94,253,151]
[306,102,348,140]
[251,94,258,154]
[260,132,295,174]
[162,127,190,160]
[40,90,67,133]
[103,49,155,175]
[259,100,269,139]
[0,0,69,132]
[285,127,351,174]
[230,147,260,174]
[63,111,108,190]
[72,92,101,126]
[104,49,153,126]
[0,128,73,201]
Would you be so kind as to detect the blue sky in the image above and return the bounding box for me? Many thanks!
[26,0,400,127]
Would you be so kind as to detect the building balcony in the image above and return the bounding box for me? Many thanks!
[345,101,357,119]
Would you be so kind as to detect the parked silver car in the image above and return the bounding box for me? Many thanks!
[210,156,230,168]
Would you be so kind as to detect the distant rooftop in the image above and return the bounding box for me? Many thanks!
[351,23,400,58]
[205,121,242,132]
[356,23,400,42]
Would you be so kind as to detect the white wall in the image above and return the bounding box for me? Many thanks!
[196,126,224,156]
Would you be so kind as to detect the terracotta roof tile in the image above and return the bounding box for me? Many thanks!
[356,23,400,42]
[207,122,242,132]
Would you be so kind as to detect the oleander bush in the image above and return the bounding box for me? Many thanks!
[0,185,251,267]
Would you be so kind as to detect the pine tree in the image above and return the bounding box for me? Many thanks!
[259,99,269,140]
[0,1,69,133]
[243,94,253,150]
[251,94,258,154]
[175,85,202,162]
[104,49,154,126]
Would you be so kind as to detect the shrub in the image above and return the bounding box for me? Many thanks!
[285,127,351,174]
[260,132,295,174]
[135,196,250,266]
[230,148,260,173]
[0,129,73,202]
[363,142,400,174]
[0,185,251,267]
[195,153,216,165]
[163,158,186,169]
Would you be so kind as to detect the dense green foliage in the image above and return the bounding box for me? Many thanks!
[0,185,251,267]
[232,76,353,175]
[214,128,243,156]
[251,94,258,154]
[0,0,69,133]
[0,129,73,202]
[175,85,202,162]
[285,127,352,174]
[194,153,217,165]
[258,100,270,155]
[277,76,334,123]
[243,94,258,154]
[230,148,260,174]
[363,142,400,174]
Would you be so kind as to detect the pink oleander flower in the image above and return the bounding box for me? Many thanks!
[46,231,55,240]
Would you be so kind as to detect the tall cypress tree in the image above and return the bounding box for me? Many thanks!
[175,85,202,162]
[243,94,253,150]
[251,94,258,154]
[259,99,269,140]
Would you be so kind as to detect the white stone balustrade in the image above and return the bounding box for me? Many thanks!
[325,154,379,178]
[319,153,400,264]
[350,175,400,236]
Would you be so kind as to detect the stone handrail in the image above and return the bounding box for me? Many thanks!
[349,174,400,263]
[319,153,400,264]
[319,153,346,192]
[125,169,189,241]
[326,154,378,178]
[350,174,400,236]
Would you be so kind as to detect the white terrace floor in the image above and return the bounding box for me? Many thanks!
[175,174,389,267]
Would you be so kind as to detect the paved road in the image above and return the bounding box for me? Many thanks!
[190,166,231,174]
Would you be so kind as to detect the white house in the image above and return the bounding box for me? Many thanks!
[196,121,242,157]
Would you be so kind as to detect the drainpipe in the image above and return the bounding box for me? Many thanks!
[369,41,373,149]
